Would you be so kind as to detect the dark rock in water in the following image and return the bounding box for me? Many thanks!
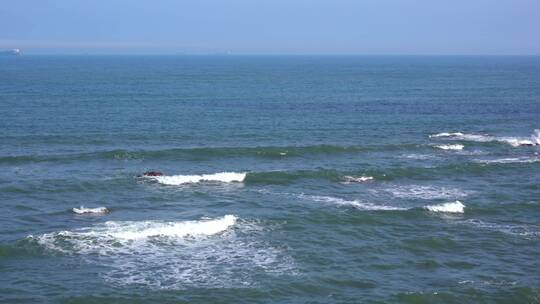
[140,171,164,177]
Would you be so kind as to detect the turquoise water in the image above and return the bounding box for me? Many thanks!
[1,55,539,303]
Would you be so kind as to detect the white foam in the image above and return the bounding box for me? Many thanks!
[33,215,237,252]
[385,185,468,200]
[434,144,464,151]
[465,219,540,238]
[498,137,534,147]
[106,214,237,240]
[425,201,465,213]
[500,130,540,147]
[476,157,540,164]
[429,132,464,138]
[72,206,108,214]
[342,175,374,184]
[149,172,246,185]
[303,195,406,211]
[431,130,540,147]
[430,132,494,142]
[533,129,540,145]
[400,153,436,160]
[29,215,295,289]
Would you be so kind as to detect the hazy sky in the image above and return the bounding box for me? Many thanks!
[1,0,539,55]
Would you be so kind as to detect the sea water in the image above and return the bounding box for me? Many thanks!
[1,55,539,303]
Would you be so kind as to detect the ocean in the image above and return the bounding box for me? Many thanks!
[1,55,539,303]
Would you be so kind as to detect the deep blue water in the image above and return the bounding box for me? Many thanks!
[1,55,540,303]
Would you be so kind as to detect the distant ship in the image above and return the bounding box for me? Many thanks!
[0,49,21,55]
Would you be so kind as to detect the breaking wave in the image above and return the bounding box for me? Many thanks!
[300,194,468,214]
[430,132,493,142]
[148,172,247,185]
[31,215,238,252]
[434,144,464,151]
[341,175,374,184]
[425,201,465,213]
[72,206,108,214]
[28,215,295,289]
[430,130,540,147]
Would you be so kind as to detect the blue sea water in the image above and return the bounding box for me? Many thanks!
[1,55,540,303]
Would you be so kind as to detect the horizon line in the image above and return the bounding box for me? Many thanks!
[5,52,540,57]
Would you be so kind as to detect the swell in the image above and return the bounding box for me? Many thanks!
[3,159,538,195]
[0,143,421,165]
[244,160,540,184]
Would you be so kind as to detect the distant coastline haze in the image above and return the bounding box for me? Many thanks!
[0,0,539,55]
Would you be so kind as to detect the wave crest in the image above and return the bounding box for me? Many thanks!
[429,132,464,138]
[72,206,108,214]
[342,175,374,184]
[425,201,465,213]
[149,172,246,185]
[28,215,295,289]
[434,144,464,151]
[31,215,237,252]
[431,130,540,147]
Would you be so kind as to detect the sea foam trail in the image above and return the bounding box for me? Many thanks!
[72,206,108,214]
[464,219,540,238]
[303,195,407,211]
[476,157,540,164]
[430,130,540,147]
[149,172,246,185]
[384,185,469,200]
[425,201,465,213]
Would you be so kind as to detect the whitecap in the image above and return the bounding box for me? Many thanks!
[431,130,540,147]
[425,201,465,213]
[29,215,295,289]
[33,215,238,252]
[341,175,374,184]
[72,206,108,214]
[533,129,540,145]
[430,132,494,142]
[104,214,237,240]
[429,132,464,138]
[497,137,535,147]
[434,144,464,151]
[149,172,246,185]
